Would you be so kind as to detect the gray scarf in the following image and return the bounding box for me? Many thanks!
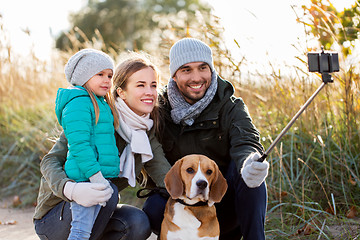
[168,71,218,126]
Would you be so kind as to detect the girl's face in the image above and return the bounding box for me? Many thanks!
[86,69,113,96]
[117,67,157,116]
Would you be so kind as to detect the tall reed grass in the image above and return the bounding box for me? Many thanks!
[0,26,64,205]
[0,6,359,238]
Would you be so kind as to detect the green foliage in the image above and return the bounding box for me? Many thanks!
[0,105,59,205]
[55,0,212,52]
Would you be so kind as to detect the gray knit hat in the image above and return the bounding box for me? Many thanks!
[64,49,114,86]
[169,38,214,77]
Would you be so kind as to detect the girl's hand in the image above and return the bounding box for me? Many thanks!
[63,181,113,207]
[89,171,112,206]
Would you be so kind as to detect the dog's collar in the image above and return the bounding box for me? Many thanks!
[176,199,208,207]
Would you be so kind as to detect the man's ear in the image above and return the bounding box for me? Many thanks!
[117,87,126,100]
[173,78,180,85]
[172,72,178,82]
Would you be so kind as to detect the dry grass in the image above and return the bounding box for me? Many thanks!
[0,12,359,239]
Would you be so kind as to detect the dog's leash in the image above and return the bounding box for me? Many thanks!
[136,187,170,199]
[137,188,208,207]
[175,199,208,207]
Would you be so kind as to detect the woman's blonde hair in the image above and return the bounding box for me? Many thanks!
[83,83,119,130]
[112,52,161,135]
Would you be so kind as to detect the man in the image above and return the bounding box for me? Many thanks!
[143,38,269,240]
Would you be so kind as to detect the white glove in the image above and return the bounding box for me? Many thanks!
[89,171,112,206]
[241,152,269,188]
[63,181,113,207]
[89,171,110,187]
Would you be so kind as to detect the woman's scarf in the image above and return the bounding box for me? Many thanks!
[115,98,153,187]
[167,71,218,126]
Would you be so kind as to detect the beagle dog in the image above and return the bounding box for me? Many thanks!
[160,154,228,240]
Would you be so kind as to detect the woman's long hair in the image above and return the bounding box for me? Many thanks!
[112,53,162,187]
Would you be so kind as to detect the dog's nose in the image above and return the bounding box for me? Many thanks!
[196,180,207,190]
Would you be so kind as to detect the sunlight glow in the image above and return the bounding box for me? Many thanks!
[0,0,356,69]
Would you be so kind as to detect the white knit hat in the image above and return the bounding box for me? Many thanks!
[169,38,214,77]
[64,49,114,86]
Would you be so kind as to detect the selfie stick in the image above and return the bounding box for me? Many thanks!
[258,49,339,162]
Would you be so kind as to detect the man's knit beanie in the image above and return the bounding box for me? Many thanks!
[64,48,114,86]
[169,38,214,77]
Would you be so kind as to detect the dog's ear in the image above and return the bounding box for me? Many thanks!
[164,159,184,199]
[209,163,228,203]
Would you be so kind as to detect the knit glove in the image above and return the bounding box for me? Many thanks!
[241,152,269,188]
[63,181,113,207]
[89,171,112,207]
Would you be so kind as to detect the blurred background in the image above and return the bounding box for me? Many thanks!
[0,0,359,239]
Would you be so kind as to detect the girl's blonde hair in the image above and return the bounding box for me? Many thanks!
[112,53,161,135]
[83,83,119,130]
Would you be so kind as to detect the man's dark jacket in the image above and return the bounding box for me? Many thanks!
[159,76,264,174]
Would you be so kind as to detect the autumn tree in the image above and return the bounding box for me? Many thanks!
[301,0,360,56]
[55,0,212,52]
[300,0,360,155]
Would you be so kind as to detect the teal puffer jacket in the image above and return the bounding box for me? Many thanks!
[55,86,119,182]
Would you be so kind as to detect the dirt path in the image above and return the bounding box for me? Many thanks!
[0,200,156,240]
[0,204,37,240]
[1,200,359,239]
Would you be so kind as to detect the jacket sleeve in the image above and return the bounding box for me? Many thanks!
[228,97,264,172]
[40,131,72,200]
[62,97,101,179]
[143,129,171,188]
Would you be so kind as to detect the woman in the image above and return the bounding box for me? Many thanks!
[34,52,171,240]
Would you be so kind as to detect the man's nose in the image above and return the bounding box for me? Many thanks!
[191,70,202,81]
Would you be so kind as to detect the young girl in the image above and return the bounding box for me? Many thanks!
[55,48,120,239]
